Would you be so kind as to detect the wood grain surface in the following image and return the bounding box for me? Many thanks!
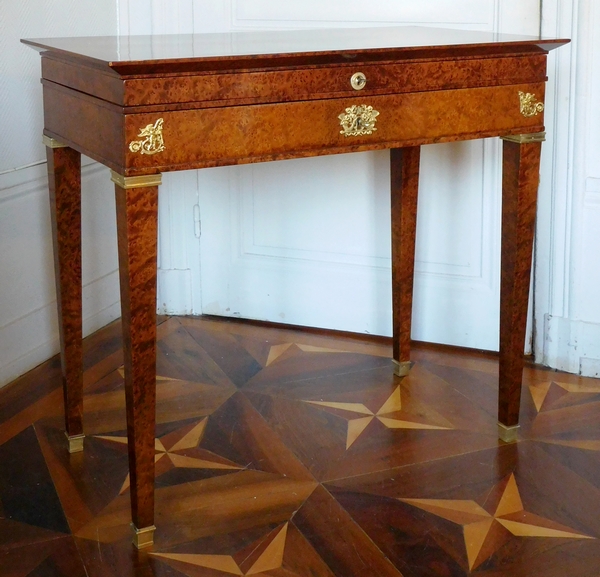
[499,139,542,427]
[391,146,421,366]
[29,29,570,557]
[42,53,548,108]
[0,316,598,576]
[115,183,160,530]
[47,146,83,439]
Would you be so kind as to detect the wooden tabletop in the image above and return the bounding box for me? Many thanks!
[22,26,568,74]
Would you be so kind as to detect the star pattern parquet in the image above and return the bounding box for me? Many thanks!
[1,316,599,576]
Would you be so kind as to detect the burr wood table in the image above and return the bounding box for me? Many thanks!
[23,26,568,548]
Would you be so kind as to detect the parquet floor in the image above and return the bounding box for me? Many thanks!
[1,316,600,576]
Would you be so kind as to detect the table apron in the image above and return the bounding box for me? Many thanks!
[43,81,545,174]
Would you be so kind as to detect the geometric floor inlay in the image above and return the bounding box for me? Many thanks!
[151,523,288,575]
[95,417,243,494]
[401,473,594,570]
[266,343,352,366]
[529,380,600,412]
[304,385,453,449]
[538,439,600,451]
[3,316,600,577]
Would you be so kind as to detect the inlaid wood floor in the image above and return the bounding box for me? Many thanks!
[1,316,600,576]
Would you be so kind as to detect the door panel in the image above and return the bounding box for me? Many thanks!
[197,0,541,350]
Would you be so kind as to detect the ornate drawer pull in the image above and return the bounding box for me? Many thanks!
[519,92,544,117]
[350,72,367,91]
[338,104,380,137]
[129,118,166,155]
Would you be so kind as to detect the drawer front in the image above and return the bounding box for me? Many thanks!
[124,82,546,174]
[122,55,547,109]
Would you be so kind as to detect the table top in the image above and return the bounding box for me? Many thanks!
[22,26,569,75]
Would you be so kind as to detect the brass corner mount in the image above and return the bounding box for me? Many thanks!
[519,91,544,118]
[129,118,166,155]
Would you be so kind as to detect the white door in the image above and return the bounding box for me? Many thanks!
[178,0,542,351]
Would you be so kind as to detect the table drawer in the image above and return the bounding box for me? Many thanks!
[40,51,547,111]
[124,82,545,173]
[120,55,547,109]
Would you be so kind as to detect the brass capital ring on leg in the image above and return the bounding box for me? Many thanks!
[110,170,162,189]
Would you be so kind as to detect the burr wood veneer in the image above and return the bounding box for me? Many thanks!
[23,26,568,548]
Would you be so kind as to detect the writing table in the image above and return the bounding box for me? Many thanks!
[23,26,568,547]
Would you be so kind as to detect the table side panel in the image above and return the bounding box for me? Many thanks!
[42,54,125,105]
[43,82,126,171]
[124,82,545,174]
[121,55,547,108]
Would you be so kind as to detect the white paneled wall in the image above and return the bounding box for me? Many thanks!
[0,1,117,172]
[0,162,120,385]
[3,0,600,387]
[232,0,494,27]
[0,0,119,386]
[195,0,539,351]
[146,0,600,376]
[120,2,206,316]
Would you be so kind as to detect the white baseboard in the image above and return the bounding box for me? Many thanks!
[543,314,600,377]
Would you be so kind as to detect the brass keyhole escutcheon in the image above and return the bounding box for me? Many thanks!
[351,72,367,91]
[338,104,379,137]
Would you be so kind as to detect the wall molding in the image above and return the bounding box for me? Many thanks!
[0,270,120,388]
[231,0,496,28]
[0,157,101,198]
[0,0,121,389]
[0,160,120,388]
[536,0,590,375]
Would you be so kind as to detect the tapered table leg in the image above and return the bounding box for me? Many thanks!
[391,147,421,377]
[46,136,84,454]
[498,132,545,442]
[112,171,162,548]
